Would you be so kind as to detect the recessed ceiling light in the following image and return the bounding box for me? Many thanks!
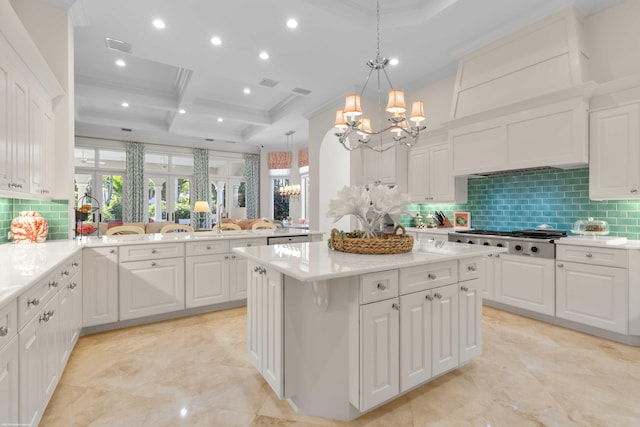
[152,19,166,29]
[210,36,222,46]
[178,109,186,114]
[258,51,270,60]
[121,102,129,108]
[389,58,399,66]
[286,18,298,29]
[243,88,251,94]
[115,59,126,67]
[217,117,223,123]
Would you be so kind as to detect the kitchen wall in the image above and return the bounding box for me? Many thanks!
[401,168,640,240]
[0,197,70,244]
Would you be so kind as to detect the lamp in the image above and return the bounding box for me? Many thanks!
[193,201,210,230]
[334,0,426,152]
[277,131,302,200]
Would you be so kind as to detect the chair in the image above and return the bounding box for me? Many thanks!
[105,225,145,236]
[220,222,241,231]
[273,220,284,228]
[160,224,194,233]
[252,221,276,230]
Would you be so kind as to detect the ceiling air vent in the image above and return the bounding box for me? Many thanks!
[259,78,279,88]
[105,37,132,54]
[205,138,214,142]
[292,87,312,95]
[120,128,132,132]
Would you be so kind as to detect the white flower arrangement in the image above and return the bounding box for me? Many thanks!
[327,184,412,238]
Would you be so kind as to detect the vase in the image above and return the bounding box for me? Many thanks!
[11,211,49,243]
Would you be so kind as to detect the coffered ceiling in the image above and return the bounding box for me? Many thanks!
[56,0,621,152]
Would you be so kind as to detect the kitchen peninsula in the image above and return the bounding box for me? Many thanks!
[233,240,506,421]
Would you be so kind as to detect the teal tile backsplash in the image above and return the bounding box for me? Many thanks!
[0,197,70,244]
[401,168,640,240]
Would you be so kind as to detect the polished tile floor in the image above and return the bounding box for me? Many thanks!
[42,306,640,426]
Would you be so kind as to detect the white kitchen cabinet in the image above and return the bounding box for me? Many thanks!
[459,278,482,363]
[556,245,629,334]
[494,254,555,316]
[360,298,400,410]
[83,247,119,327]
[399,290,431,392]
[29,88,54,197]
[431,283,459,376]
[0,335,19,424]
[229,253,248,300]
[58,269,82,367]
[589,103,640,200]
[119,257,185,321]
[481,253,497,301]
[361,143,408,189]
[407,143,467,203]
[186,254,229,308]
[247,261,283,398]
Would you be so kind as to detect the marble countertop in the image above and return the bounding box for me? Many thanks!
[404,227,470,234]
[233,240,506,282]
[557,236,640,249]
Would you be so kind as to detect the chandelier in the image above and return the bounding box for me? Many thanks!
[278,130,301,199]
[334,0,426,152]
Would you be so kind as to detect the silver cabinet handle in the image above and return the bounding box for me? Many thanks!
[152,249,158,254]
[557,263,564,268]
[39,313,49,323]
[206,245,211,250]
[460,285,469,292]
[631,188,638,193]
[428,273,436,280]
[62,270,70,276]
[586,253,593,258]
[392,303,400,310]
[425,294,433,301]
[69,282,78,290]
[247,243,252,247]
[495,254,500,258]
[27,298,40,307]
[110,249,116,254]
[151,262,157,267]
[231,255,236,259]
[434,293,442,299]
[49,280,59,288]
[467,264,476,272]
[377,283,387,291]
[225,255,229,259]
[0,326,8,337]
[72,261,79,267]
[254,266,260,272]
[487,254,493,258]
[261,267,267,275]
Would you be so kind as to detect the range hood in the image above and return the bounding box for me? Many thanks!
[470,166,563,178]
[447,7,593,177]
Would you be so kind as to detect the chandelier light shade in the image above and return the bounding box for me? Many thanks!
[334,0,426,152]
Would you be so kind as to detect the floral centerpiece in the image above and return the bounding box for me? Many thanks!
[327,184,414,254]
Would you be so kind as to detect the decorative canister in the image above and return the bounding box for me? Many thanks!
[11,211,49,243]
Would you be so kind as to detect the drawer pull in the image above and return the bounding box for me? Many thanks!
[425,294,433,301]
[428,273,436,280]
[151,262,157,267]
[61,270,70,276]
[434,293,442,299]
[225,255,229,259]
[152,249,158,254]
[206,245,211,250]
[377,283,387,291]
[247,243,252,247]
[231,255,236,259]
[49,280,59,288]
[460,285,469,292]
[631,188,638,193]
[586,253,593,258]
[69,282,78,290]
[467,264,477,272]
[39,313,49,323]
[487,254,493,258]
[254,266,260,272]
[27,298,40,307]
[0,326,8,337]
[557,263,564,268]
[110,249,116,254]
[72,261,79,267]
[392,303,400,311]
[495,254,500,258]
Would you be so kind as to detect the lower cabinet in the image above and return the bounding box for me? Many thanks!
[494,254,555,315]
[119,257,185,321]
[186,254,229,307]
[247,260,283,398]
[229,253,248,300]
[0,335,19,424]
[58,271,82,367]
[83,246,119,327]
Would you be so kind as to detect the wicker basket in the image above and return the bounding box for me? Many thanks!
[330,225,414,255]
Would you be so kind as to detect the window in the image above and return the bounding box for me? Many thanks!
[146,152,193,223]
[272,177,290,221]
[210,156,246,222]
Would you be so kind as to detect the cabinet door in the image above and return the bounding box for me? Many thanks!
[19,313,42,427]
[589,104,640,200]
[494,254,555,315]
[459,278,482,363]
[556,261,627,334]
[229,254,248,300]
[185,254,229,308]
[41,294,60,404]
[262,267,283,399]
[363,146,395,185]
[246,261,263,371]
[10,69,29,193]
[119,257,185,321]
[82,247,119,327]
[399,291,431,392]
[29,90,45,195]
[481,254,496,301]
[0,336,19,425]
[407,146,430,201]
[360,298,399,411]
[58,274,81,368]
[431,284,459,377]
[0,56,9,189]
[430,143,454,201]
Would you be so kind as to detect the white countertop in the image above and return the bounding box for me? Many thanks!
[557,236,640,249]
[233,240,506,282]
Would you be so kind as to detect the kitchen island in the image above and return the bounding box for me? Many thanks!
[233,240,506,421]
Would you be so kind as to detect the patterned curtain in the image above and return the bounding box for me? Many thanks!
[268,151,292,169]
[123,142,146,223]
[244,153,260,219]
[192,148,211,228]
[298,147,309,167]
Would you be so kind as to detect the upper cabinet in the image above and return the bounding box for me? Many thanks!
[407,131,467,203]
[361,142,408,190]
[589,80,640,200]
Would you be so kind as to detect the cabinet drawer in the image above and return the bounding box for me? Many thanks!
[57,252,82,287]
[399,260,458,295]
[0,300,17,349]
[360,270,399,304]
[230,238,267,249]
[459,257,482,282]
[18,270,59,329]
[556,245,627,268]
[119,243,185,262]
[186,240,230,256]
